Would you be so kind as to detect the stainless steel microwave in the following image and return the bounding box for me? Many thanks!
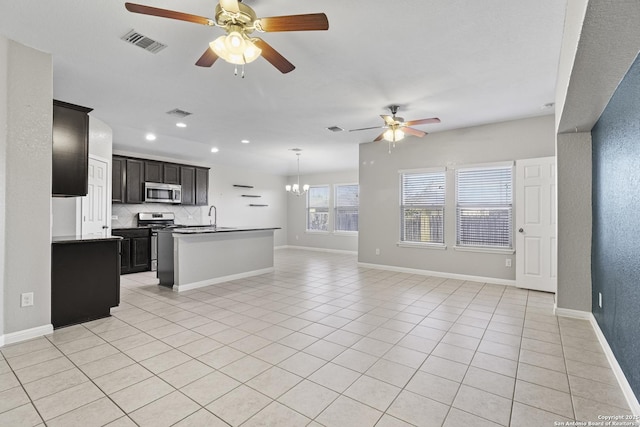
[144,182,182,204]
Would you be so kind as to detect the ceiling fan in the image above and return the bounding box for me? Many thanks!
[350,105,441,149]
[124,0,329,74]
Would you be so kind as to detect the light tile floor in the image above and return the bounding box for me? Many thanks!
[1,249,636,426]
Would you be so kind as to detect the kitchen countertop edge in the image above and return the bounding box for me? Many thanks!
[52,235,124,244]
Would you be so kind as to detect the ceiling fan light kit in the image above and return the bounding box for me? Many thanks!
[350,105,441,153]
[124,0,329,74]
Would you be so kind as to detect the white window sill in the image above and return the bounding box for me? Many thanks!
[333,231,358,236]
[305,230,330,234]
[453,245,515,255]
[397,242,447,250]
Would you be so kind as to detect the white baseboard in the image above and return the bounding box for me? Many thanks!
[554,306,592,320]
[555,308,640,415]
[173,267,275,292]
[282,245,358,256]
[1,324,54,347]
[588,313,640,416]
[357,262,517,287]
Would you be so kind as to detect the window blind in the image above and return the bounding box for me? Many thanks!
[400,171,445,244]
[307,185,329,231]
[335,184,359,232]
[456,166,513,248]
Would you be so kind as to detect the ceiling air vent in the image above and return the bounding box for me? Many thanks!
[327,126,344,132]
[121,30,167,54]
[166,108,192,118]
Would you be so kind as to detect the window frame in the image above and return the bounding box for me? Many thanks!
[398,167,446,249]
[333,183,359,235]
[306,184,330,233]
[454,161,515,254]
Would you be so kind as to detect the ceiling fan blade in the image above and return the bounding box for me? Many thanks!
[253,39,295,73]
[374,132,386,142]
[381,115,395,125]
[195,47,219,67]
[219,0,240,14]
[125,3,214,26]
[349,126,386,132]
[401,127,427,137]
[258,13,329,32]
[404,117,441,126]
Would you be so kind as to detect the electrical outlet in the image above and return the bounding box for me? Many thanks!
[21,292,34,307]
[505,258,512,267]
[375,248,380,255]
[599,292,602,308]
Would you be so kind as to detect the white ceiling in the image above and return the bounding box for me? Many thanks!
[0,0,566,175]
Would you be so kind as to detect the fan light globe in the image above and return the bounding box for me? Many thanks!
[303,184,310,192]
[285,185,292,192]
[383,128,404,142]
[210,34,262,65]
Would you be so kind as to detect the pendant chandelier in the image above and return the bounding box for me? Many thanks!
[285,150,309,196]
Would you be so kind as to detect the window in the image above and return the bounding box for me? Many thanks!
[456,165,513,249]
[334,184,359,232]
[400,170,445,244]
[307,185,329,231]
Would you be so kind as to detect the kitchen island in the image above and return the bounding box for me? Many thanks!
[157,227,280,292]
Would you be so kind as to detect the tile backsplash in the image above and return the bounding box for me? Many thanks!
[112,204,209,228]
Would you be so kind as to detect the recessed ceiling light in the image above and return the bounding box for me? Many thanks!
[241,139,250,144]
[176,122,187,128]
[211,147,219,153]
[145,133,156,141]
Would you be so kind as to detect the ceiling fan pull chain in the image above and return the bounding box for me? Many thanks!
[241,63,245,78]
[234,65,238,76]
[388,140,392,154]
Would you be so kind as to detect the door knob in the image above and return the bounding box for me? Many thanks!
[518,228,524,233]
[102,225,109,229]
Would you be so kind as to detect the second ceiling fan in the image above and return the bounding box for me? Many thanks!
[350,105,441,149]
[125,0,329,73]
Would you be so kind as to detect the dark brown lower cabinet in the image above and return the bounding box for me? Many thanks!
[51,238,120,328]
[112,228,151,274]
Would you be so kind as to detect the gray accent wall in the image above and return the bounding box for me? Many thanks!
[1,38,53,335]
[358,115,555,281]
[591,52,640,400]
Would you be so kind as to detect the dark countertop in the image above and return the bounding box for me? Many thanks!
[52,235,123,244]
[163,226,281,235]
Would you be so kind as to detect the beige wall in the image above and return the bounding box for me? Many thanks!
[286,169,359,252]
[358,115,555,282]
[1,38,53,337]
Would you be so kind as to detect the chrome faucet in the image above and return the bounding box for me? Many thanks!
[208,205,217,229]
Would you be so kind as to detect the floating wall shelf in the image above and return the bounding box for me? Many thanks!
[233,184,254,188]
[249,204,268,207]
[241,195,261,198]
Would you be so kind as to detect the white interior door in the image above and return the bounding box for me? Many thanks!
[515,156,557,293]
[82,157,109,237]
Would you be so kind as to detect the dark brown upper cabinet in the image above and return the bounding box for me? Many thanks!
[112,155,208,205]
[163,163,180,184]
[125,159,145,204]
[144,160,163,183]
[180,166,196,205]
[112,156,125,203]
[52,100,93,197]
[195,167,209,206]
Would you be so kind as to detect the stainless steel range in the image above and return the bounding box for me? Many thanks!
[137,212,181,271]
